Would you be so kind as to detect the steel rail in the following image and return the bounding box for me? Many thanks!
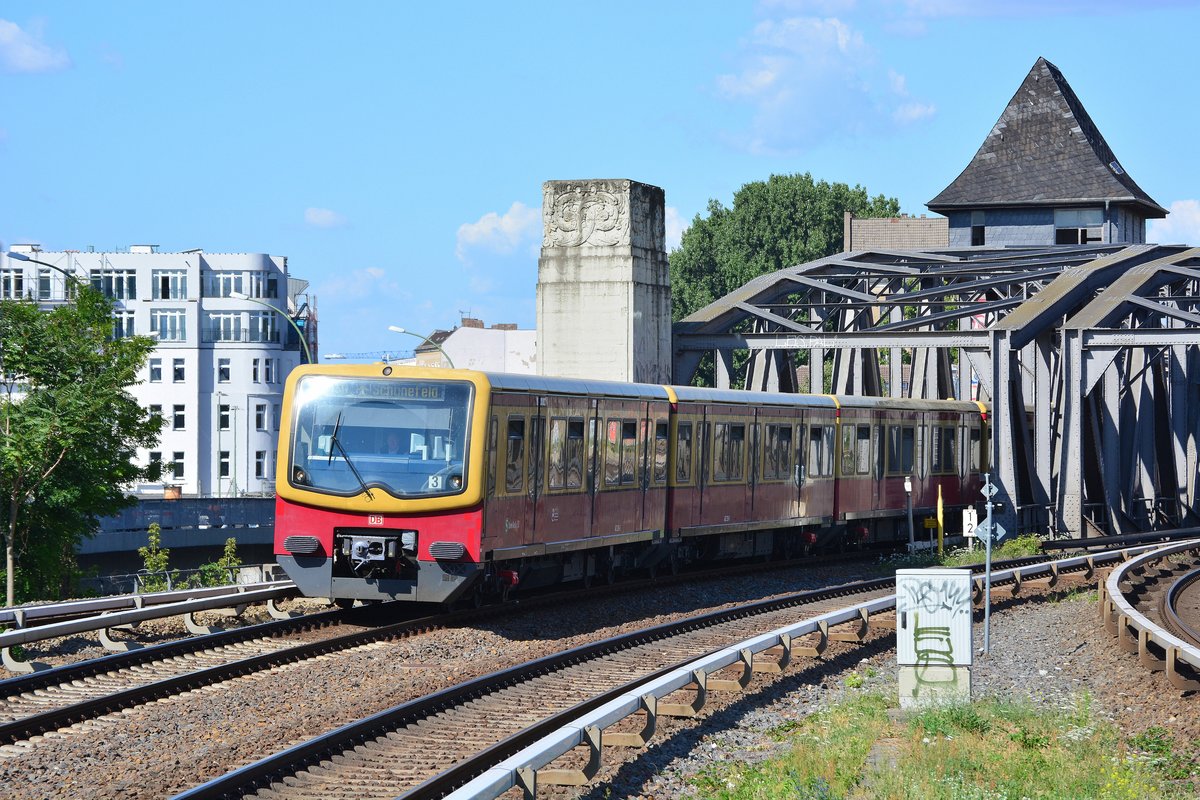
[173,547,1143,800]
[0,607,345,698]
[1101,540,1200,692]
[0,576,288,628]
[0,585,297,652]
[1161,567,1200,648]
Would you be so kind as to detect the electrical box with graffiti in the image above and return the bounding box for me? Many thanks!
[896,568,973,708]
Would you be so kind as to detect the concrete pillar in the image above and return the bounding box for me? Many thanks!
[536,179,670,383]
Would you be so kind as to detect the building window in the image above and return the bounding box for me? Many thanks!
[172,404,185,430]
[152,270,188,300]
[171,451,185,480]
[252,358,260,383]
[148,359,162,383]
[247,272,279,299]
[37,270,52,300]
[265,359,276,384]
[219,450,230,479]
[203,272,244,298]
[90,268,137,300]
[173,358,185,382]
[1,269,25,299]
[255,403,267,431]
[273,403,281,432]
[150,308,186,341]
[148,451,161,475]
[969,210,985,246]
[1054,208,1104,245]
[149,403,163,422]
[255,450,267,479]
[217,358,231,383]
[219,404,230,431]
[249,311,279,343]
[112,311,136,339]
[205,312,243,343]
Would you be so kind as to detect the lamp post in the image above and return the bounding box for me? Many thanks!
[229,290,312,364]
[904,475,915,550]
[387,326,455,368]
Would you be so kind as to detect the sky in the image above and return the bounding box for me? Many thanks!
[2,1,1199,360]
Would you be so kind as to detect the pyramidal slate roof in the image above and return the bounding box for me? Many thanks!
[928,57,1166,218]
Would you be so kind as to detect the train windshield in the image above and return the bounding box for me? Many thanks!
[288,376,473,498]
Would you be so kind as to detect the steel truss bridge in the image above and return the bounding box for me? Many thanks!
[672,243,1200,540]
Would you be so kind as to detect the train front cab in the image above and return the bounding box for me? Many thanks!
[274,365,492,605]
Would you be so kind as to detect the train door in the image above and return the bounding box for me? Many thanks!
[536,394,593,546]
[524,399,545,547]
[485,395,537,552]
[591,399,648,536]
[644,410,669,536]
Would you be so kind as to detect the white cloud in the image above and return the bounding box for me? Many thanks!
[665,206,686,251]
[0,19,70,74]
[893,101,936,124]
[304,207,348,229]
[714,12,935,153]
[1148,200,1200,245]
[455,201,539,263]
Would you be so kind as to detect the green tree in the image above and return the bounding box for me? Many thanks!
[0,286,162,605]
[670,172,900,323]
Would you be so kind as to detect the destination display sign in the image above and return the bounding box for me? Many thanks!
[303,377,457,402]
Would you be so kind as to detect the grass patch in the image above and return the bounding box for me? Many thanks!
[688,692,1199,799]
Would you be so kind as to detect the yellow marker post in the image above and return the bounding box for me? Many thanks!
[936,484,944,557]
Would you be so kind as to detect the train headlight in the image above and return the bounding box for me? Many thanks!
[449,475,462,490]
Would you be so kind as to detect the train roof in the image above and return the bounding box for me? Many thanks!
[484,372,672,401]
[833,395,985,413]
[670,385,837,408]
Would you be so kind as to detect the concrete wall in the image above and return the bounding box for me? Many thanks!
[441,326,537,373]
[537,179,671,384]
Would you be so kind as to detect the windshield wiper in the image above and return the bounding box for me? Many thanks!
[327,412,375,500]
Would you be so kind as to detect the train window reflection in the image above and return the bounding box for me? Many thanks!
[675,422,693,484]
[505,417,525,493]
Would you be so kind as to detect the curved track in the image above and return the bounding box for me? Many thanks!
[1100,540,1200,691]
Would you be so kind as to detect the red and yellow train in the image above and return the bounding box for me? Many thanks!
[274,365,988,605]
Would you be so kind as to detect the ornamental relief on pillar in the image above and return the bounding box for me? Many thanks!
[543,180,631,248]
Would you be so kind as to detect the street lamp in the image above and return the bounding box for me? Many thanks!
[904,475,915,550]
[388,326,455,369]
[229,290,313,364]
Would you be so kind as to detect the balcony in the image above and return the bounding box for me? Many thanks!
[199,328,281,345]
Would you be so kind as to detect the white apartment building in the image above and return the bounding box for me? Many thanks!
[0,244,313,498]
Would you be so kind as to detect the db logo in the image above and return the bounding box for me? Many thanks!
[367,514,384,526]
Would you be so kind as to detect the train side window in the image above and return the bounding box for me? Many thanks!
[505,417,525,493]
[809,425,833,478]
[675,422,693,484]
[855,424,871,475]
[728,424,745,481]
[713,423,730,481]
[900,426,915,473]
[566,418,585,489]
[652,421,668,485]
[872,424,884,479]
[621,420,638,485]
[886,425,901,475]
[840,425,855,476]
[943,426,958,474]
[764,423,791,480]
[487,416,497,497]
[916,424,927,478]
[604,419,621,486]
[548,417,566,490]
[528,416,544,493]
[930,425,943,473]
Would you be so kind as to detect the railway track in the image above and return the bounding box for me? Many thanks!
[0,551,891,748]
[175,550,1117,800]
[1100,540,1200,691]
